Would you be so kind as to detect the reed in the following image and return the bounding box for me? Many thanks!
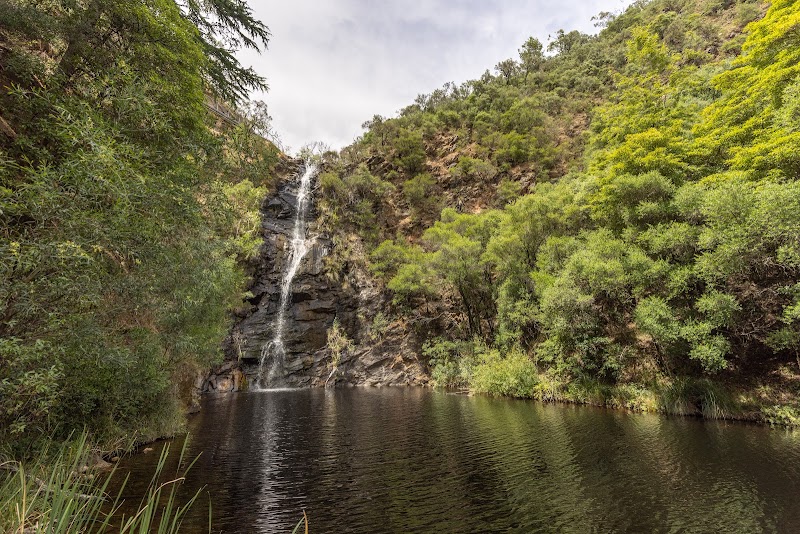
[290,511,309,534]
[0,433,207,534]
[657,378,734,419]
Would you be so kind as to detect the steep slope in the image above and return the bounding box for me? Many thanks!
[0,0,278,445]
[205,159,427,393]
[303,0,800,424]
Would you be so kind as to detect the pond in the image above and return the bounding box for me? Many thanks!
[115,388,800,533]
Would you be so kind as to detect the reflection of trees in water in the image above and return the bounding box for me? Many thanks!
[118,390,800,532]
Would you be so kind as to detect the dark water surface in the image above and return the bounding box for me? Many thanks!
[116,388,800,533]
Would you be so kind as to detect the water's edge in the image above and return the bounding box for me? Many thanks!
[196,382,790,430]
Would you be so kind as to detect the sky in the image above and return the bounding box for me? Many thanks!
[239,0,634,153]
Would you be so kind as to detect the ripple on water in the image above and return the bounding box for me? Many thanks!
[113,388,800,533]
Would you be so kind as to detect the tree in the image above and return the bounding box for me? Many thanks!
[547,29,589,55]
[495,59,519,85]
[179,0,271,104]
[393,129,427,174]
[403,173,439,218]
[0,0,273,442]
[519,37,544,80]
[696,0,800,178]
[218,100,281,185]
[424,209,502,338]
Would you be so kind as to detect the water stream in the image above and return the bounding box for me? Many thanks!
[256,161,318,388]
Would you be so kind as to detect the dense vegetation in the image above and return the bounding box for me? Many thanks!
[0,0,279,448]
[320,0,800,423]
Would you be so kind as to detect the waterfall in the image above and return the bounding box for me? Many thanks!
[256,161,318,389]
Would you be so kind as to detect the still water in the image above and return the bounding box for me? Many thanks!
[116,388,800,533]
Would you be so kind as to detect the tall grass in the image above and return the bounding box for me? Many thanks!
[0,433,208,533]
[291,511,309,534]
[658,378,734,419]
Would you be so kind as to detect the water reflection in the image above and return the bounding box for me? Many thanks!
[115,388,800,533]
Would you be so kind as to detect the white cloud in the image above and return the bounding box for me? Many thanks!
[239,0,633,153]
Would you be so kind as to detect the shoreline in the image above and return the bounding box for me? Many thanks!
[193,379,800,431]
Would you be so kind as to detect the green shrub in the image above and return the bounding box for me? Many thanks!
[497,179,523,206]
[658,378,734,418]
[763,405,800,427]
[449,156,497,181]
[0,339,62,439]
[393,130,426,174]
[735,2,761,26]
[403,173,439,217]
[368,312,391,343]
[471,349,539,398]
[608,384,659,412]
[327,319,354,368]
[425,338,474,389]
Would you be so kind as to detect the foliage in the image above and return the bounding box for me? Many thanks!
[425,337,477,389]
[470,349,539,398]
[367,312,390,343]
[0,0,274,443]
[762,404,800,427]
[657,377,734,418]
[0,339,62,437]
[318,164,394,243]
[696,0,800,178]
[217,100,282,184]
[423,209,502,337]
[326,319,353,368]
[449,157,497,182]
[322,0,800,420]
[403,173,439,218]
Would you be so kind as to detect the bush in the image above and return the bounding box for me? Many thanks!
[763,405,800,427]
[368,312,391,343]
[393,130,426,174]
[402,173,439,217]
[326,319,354,368]
[471,349,539,398]
[449,156,497,181]
[497,178,523,206]
[735,2,761,26]
[0,339,62,439]
[425,338,476,388]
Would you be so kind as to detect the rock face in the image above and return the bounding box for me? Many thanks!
[216,160,428,391]
[226,161,335,371]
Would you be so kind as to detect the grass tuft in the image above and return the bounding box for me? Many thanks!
[657,378,734,419]
[0,432,208,533]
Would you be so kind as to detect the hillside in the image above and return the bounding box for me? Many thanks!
[1,0,798,450]
[315,0,800,424]
[0,0,281,447]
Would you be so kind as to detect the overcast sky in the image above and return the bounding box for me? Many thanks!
[238,0,634,153]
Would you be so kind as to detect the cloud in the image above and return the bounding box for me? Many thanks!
[239,0,633,153]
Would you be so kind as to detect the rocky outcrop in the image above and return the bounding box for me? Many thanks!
[215,160,428,391]
[199,361,246,394]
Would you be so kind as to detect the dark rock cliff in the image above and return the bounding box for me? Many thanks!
[202,160,427,394]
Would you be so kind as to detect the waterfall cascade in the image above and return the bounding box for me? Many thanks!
[255,161,318,389]
[214,152,427,391]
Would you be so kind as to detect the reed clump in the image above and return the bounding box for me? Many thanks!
[0,433,207,534]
